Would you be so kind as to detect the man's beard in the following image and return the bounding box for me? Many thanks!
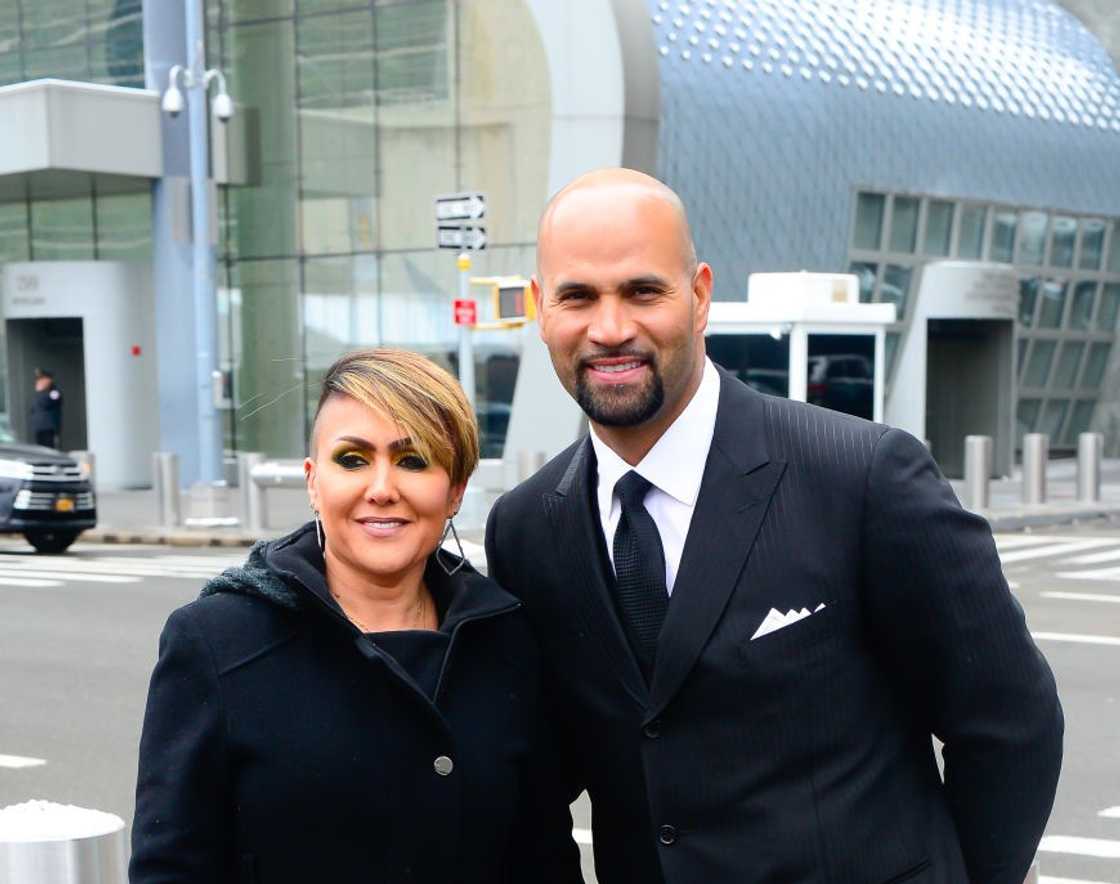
[574,362,665,427]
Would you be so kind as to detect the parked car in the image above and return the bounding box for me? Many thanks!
[0,426,96,553]
[807,354,874,419]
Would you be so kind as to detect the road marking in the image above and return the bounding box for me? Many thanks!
[1042,592,1120,605]
[1039,835,1120,858]
[0,754,46,769]
[1000,539,1118,564]
[572,828,593,845]
[1057,565,1120,581]
[0,576,62,587]
[995,534,1070,549]
[1032,632,1120,647]
[1059,546,1120,565]
[1040,877,1115,884]
[0,568,137,584]
[1101,806,1120,819]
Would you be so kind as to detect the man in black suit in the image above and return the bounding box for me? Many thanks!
[485,168,1063,883]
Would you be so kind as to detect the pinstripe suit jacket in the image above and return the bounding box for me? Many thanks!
[485,367,1063,884]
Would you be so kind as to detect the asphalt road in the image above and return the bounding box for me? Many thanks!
[1,529,1118,883]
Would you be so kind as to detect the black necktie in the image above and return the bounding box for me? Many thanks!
[612,471,669,680]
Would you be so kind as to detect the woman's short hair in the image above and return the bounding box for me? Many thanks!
[313,348,479,487]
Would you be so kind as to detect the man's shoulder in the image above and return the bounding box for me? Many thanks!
[495,438,586,514]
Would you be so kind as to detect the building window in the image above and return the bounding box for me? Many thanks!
[1064,400,1096,444]
[1018,211,1047,266]
[1023,340,1057,388]
[1082,342,1112,388]
[889,196,919,254]
[1098,283,1120,332]
[1109,223,1120,274]
[1017,398,1041,436]
[924,200,953,256]
[990,209,1017,263]
[1079,219,1106,270]
[1040,399,1070,439]
[1035,280,1068,329]
[1069,281,1096,331]
[881,264,913,319]
[853,192,885,251]
[848,261,877,302]
[1053,341,1085,389]
[958,204,986,259]
[1049,216,1077,268]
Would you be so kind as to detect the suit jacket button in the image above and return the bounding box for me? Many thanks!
[658,824,677,845]
[643,720,662,739]
[433,755,454,776]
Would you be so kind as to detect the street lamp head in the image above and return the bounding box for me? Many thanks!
[211,91,235,123]
[161,84,184,117]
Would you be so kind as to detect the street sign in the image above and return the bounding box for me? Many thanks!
[453,299,478,326]
[435,192,487,222]
[437,224,487,251]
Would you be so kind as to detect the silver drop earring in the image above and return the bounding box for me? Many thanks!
[436,514,466,576]
[311,506,324,551]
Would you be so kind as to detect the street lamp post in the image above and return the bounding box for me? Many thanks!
[160,1,234,485]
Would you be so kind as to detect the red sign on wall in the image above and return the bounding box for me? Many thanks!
[453,299,477,326]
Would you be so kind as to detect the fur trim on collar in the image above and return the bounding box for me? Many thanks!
[200,540,302,610]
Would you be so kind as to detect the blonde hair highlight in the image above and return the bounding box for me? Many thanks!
[313,348,479,487]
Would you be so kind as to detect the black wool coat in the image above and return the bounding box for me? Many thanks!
[130,524,581,884]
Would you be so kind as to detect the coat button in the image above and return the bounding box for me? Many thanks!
[658,824,677,845]
[643,719,662,739]
[433,755,454,776]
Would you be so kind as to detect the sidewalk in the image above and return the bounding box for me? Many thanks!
[77,458,1120,549]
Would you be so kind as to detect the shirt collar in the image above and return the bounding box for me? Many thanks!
[591,357,721,508]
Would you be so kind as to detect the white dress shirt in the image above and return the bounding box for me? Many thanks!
[589,357,721,595]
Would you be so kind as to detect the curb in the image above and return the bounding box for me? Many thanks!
[79,528,266,548]
[977,507,1120,532]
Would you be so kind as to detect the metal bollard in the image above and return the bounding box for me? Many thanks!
[69,450,96,488]
[0,800,126,884]
[517,450,547,483]
[1022,433,1049,505]
[1077,432,1103,503]
[963,435,992,510]
[239,452,266,533]
[152,452,181,527]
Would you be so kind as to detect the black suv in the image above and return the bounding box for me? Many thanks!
[0,426,96,553]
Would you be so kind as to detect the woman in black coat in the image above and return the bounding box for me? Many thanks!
[130,349,581,884]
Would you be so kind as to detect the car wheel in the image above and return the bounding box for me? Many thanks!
[24,529,80,554]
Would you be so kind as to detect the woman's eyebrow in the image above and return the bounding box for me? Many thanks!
[333,435,413,451]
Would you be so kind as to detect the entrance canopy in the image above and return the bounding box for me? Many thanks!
[0,79,163,201]
[707,272,897,423]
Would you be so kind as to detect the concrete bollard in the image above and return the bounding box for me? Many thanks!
[0,800,126,884]
[1077,432,1103,503]
[152,452,181,527]
[68,451,96,488]
[1022,434,1049,505]
[517,450,547,483]
[238,452,266,533]
[963,435,992,510]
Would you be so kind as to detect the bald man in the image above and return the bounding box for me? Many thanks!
[485,169,1062,884]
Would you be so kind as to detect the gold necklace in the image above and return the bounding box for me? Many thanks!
[331,588,429,633]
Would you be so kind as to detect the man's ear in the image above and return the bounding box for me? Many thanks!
[531,276,547,340]
[692,262,713,334]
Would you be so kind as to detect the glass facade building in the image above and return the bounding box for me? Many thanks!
[2,0,1120,470]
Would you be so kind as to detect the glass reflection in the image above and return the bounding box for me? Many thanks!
[1053,341,1084,388]
[1065,400,1095,444]
[1109,223,1120,274]
[1018,277,1039,326]
[853,192,885,250]
[1049,216,1076,267]
[1098,283,1120,332]
[1082,342,1111,388]
[808,334,875,420]
[958,204,986,259]
[29,197,95,260]
[889,196,919,253]
[1016,398,1041,437]
[924,200,953,256]
[990,209,1017,262]
[1039,399,1069,439]
[1069,281,1096,330]
[1023,340,1056,387]
[1036,279,1067,328]
[881,264,912,318]
[707,334,790,398]
[1018,211,1046,265]
[848,261,877,302]
[1079,219,1105,270]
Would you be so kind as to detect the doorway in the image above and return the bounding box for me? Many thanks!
[925,318,1013,479]
[5,317,88,451]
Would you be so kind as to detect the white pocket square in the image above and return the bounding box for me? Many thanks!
[750,603,827,641]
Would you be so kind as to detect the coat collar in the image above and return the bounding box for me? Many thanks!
[209,522,520,634]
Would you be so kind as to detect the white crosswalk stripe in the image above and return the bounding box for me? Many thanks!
[0,550,243,589]
[995,533,1120,583]
[999,539,1118,565]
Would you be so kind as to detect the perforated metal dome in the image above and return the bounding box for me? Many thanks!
[647,0,1120,287]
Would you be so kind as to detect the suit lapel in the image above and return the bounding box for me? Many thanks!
[647,372,786,723]
[543,439,648,704]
